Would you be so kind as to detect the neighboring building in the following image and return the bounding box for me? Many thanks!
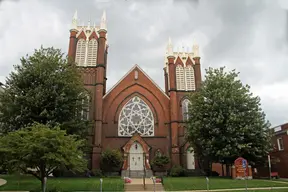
[250,123,288,178]
[267,123,288,178]
[67,11,202,175]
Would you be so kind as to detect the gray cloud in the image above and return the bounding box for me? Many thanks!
[0,0,287,126]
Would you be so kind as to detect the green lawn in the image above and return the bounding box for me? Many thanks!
[2,175,288,192]
[163,177,288,191]
[223,190,288,192]
[0,175,124,191]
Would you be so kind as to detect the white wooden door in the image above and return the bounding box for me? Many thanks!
[129,142,144,170]
[187,147,195,170]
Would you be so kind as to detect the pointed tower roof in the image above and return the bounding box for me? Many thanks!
[71,10,78,31]
[167,37,173,57]
[86,19,91,32]
[100,10,107,31]
[192,43,199,58]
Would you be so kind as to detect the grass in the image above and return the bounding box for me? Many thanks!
[223,190,288,192]
[2,175,288,192]
[0,174,124,191]
[163,177,288,191]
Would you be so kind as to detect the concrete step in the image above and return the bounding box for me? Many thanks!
[125,183,164,191]
[122,170,153,178]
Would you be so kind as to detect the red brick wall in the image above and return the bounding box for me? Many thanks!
[256,123,288,178]
[269,123,288,178]
[101,66,171,167]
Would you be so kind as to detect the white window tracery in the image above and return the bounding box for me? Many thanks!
[75,39,86,66]
[176,65,185,90]
[185,66,195,91]
[118,96,154,137]
[87,39,98,66]
[81,94,90,120]
[175,64,196,91]
[75,38,98,67]
[182,99,191,121]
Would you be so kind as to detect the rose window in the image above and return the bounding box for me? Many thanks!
[118,96,154,136]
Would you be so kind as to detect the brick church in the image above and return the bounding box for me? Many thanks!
[67,11,202,176]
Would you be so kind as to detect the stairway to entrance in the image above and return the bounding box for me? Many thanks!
[124,178,165,191]
[122,170,153,178]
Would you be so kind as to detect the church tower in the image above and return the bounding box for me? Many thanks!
[67,10,108,169]
[163,38,202,166]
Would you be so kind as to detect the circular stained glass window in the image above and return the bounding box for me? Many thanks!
[118,96,154,136]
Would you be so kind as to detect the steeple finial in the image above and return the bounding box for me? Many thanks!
[86,19,91,32]
[100,10,107,31]
[71,10,78,30]
[192,42,200,58]
[73,10,78,20]
[167,37,173,56]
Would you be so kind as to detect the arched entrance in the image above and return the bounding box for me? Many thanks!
[121,133,153,177]
[187,147,195,170]
[129,141,144,171]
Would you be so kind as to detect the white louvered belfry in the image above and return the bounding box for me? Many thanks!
[176,65,195,91]
[176,65,185,90]
[185,66,196,90]
[87,39,98,66]
[75,39,87,66]
[75,38,98,67]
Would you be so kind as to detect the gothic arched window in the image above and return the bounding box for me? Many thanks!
[77,92,90,120]
[81,94,90,120]
[75,39,87,66]
[182,99,191,121]
[185,66,195,91]
[87,39,98,66]
[176,65,185,90]
[118,96,154,137]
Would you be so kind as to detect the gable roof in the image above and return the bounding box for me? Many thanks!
[103,64,170,99]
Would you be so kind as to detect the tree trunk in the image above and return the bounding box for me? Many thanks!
[41,176,47,192]
[221,163,224,176]
[225,164,231,177]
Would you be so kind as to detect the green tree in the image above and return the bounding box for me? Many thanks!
[0,47,90,136]
[0,123,87,192]
[186,67,272,174]
[100,149,123,173]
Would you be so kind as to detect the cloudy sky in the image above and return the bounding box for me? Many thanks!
[0,0,287,127]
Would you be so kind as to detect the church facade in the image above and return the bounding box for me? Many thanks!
[67,11,202,175]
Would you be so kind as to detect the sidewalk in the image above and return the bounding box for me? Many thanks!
[178,186,288,192]
[0,178,7,186]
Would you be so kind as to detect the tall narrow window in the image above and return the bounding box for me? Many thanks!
[182,99,191,121]
[75,39,87,66]
[87,39,98,66]
[118,96,154,136]
[277,138,284,151]
[176,65,185,90]
[81,94,90,120]
[185,66,195,91]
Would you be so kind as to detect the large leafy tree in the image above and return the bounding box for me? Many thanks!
[0,47,89,136]
[0,123,87,192]
[186,67,272,173]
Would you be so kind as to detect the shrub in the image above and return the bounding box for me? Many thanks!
[204,169,220,177]
[151,155,170,169]
[100,149,123,173]
[92,168,103,177]
[169,165,186,177]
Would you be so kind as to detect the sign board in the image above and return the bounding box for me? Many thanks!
[242,159,247,168]
[234,157,249,178]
